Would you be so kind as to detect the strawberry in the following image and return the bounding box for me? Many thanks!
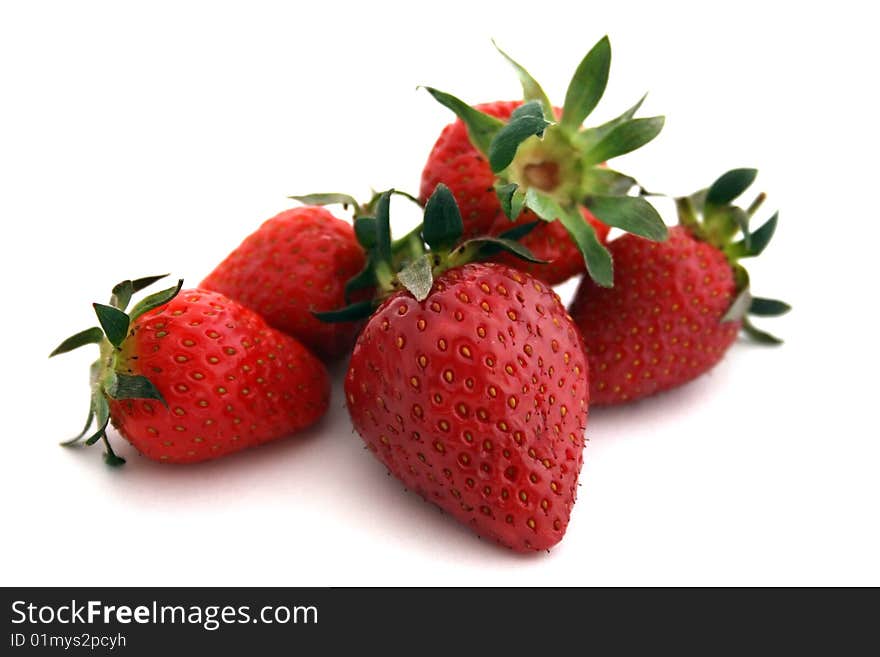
[201,205,366,360]
[421,100,609,284]
[329,186,589,551]
[51,276,330,464]
[420,38,669,286]
[569,169,789,405]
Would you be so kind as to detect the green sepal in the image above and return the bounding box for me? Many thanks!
[742,317,783,345]
[422,184,463,252]
[492,40,553,118]
[110,274,169,311]
[727,212,778,259]
[93,303,130,348]
[313,301,376,324]
[749,297,791,317]
[344,257,377,303]
[496,221,540,241]
[107,372,168,407]
[495,183,526,221]
[574,93,648,151]
[462,236,547,264]
[110,280,134,311]
[586,195,668,242]
[561,36,611,131]
[706,169,758,207]
[581,168,638,196]
[581,116,665,166]
[374,191,393,266]
[289,192,361,210]
[84,395,110,446]
[60,405,96,446]
[722,286,752,323]
[49,326,105,358]
[129,279,184,322]
[423,87,504,156]
[354,216,378,250]
[706,205,749,249]
[525,189,613,287]
[488,101,550,173]
[397,254,434,302]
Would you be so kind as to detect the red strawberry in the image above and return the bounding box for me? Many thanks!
[201,205,366,360]
[420,38,668,287]
[344,261,589,552]
[569,170,788,405]
[51,277,329,464]
[420,100,609,284]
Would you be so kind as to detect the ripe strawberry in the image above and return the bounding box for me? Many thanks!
[421,38,668,286]
[201,205,366,360]
[569,169,789,405]
[329,186,589,552]
[51,277,329,464]
[420,100,609,284]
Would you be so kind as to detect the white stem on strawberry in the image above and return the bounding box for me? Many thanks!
[422,36,669,287]
[49,275,183,465]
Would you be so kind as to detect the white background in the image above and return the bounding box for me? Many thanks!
[1,0,877,586]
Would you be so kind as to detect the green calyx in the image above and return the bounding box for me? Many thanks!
[423,36,668,287]
[315,185,544,322]
[676,169,790,344]
[50,275,183,466]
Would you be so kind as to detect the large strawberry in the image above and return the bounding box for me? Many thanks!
[201,205,366,360]
[51,276,329,464]
[421,38,668,286]
[328,186,589,552]
[569,169,789,405]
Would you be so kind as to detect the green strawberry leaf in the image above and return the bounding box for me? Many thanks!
[586,195,668,242]
[497,220,540,241]
[463,236,547,264]
[131,274,170,293]
[110,280,134,311]
[488,101,550,173]
[492,40,553,118]
[313,301,376,324]
[525,189,613,287]
[496,183,526,221]
[581,167,638,196]
[706,169,758,207]
[423,87,504,156]
[49,326,105,358]
[742,317,783,345]
[728,212,778,259]
[60,405,96,446]
[373,191,393,266]
[749,297,791,317]
[107,373,168,407]
[93,304,130,348]
[344,257,377,303]
[397,254,434,302]
[561,35,611,131]
[581,116,665,166]
[422,184,463,252]
[354,216,378,250]
[574,93,648,151]
[721,286,752,323]
[289,192,361,210]
[129,279,184,322]
[84,395,110,446]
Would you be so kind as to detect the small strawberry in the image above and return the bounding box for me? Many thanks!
[420,38,668,286]
[569,169,789,405]
[201,204,366,360]
[51,276,330,464]
[328,186,590,552]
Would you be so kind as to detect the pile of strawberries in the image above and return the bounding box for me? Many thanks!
[52,38,788,553]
